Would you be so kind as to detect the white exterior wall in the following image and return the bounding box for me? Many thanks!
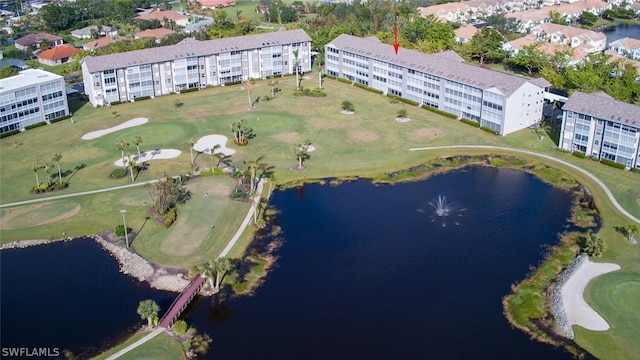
[501,82,545,135]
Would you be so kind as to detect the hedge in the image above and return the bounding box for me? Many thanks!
[24,121,47,130]
[180,87,199,93]
[353,82,384,94]
[421,105,458,119]
[163,208,177,228]
[480,126,499,135]
[223,80,243,86]
[293,88,326,97]
[386,94,419,106]
[460,118,480,128]
[133,95,152,101]
[631,167,640,174]
[600,158,626,170]
[49,115,72,124]
[323,74,336,80]
[108,101,122,106]
[337,77,353,84]
[571,151,586,159]
[0,129,21,138]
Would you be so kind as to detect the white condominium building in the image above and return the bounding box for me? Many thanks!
[82,29,312,107]
[0,69,69,134]
[325,34,550,136]
[559,91,640,169]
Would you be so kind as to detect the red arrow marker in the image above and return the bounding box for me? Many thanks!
[393,24,399,55]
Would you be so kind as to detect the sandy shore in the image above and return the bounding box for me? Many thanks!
[561,258,620,331]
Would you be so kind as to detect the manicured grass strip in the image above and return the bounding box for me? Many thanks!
[91,332,147,360]
[92,331,185,360]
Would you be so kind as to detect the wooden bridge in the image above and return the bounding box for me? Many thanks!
[158,275,205,328]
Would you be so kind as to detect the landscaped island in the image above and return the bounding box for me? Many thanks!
[1,73,638,359]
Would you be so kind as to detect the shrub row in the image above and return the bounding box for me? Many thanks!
[353,82,384,94]
[0,129,21,138]
[293,88,326,97]
[49,115,72,124]
[386,94,419,106]
[224,80,243,86]
[163,207,177,228]
[180,87,199,94]
[421,105,458,119]
[24,121,47,130]
[480,126,499,135]
[571,151,586,159]
[108,101,122,106]
[337,77,352,84]
[460,118,480,128]
[631,167,640,174]
[133,95,152,102]
[323,74,336,80]
[600,158,626,170]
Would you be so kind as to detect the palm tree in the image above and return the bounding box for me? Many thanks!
[293,140,312,169]
[127,154,136,182]
[116,140,129,169]
[187,137,197,167]
[293,49,300,90]
[397,109,408,119]
[268,79,279,98]
[51,153,63,185]
[43,163,52,185]
[209,144,220,170]
[624,224,639,242]
[137,299,160,328]
[214,257,231,289]
[32,162,41,186]
[244,154,267,191]
[133,136,143,155]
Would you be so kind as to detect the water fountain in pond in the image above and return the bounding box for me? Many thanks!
[418,195,465,227]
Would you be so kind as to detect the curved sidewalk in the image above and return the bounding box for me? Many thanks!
[409,145,640,225]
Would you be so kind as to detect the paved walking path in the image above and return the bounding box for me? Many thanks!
[105,327,165,360]
[409,145,640,225]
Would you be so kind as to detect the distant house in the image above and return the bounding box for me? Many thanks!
[609,37,640,61]
[183,18,214,34]
[71,25,118,40]
[454,25,480,44]
[135,9,189,27]
[0,58,28,71]
[533,23,606,54]
[135,28,176,43]
[82,37,117,51]
[14,33,63,51]
[194,0,237,9]
[37,45,80,66]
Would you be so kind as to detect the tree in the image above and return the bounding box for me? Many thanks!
[202,257,231,290]
[0,66,18,79]
[209,144,220,170]
[466,28,505,64]
[244,155,267,191]
[317,53,324,89]
[137,299,160,328]
[508,42,549,76]
[549,10,567,25]
[187,138,197,167]
[230,119,254,145]
[145,177,185,215]
[43,163,52,185]
[126,154,136,182]
[133,136,143,155]
[116,140,129,170]
[578,11,598,27]
[293,49,300,90]
[51,153,63,185]
[293,140,312,169]
[614,224,640,243]
[397,109,408,119]
[32,163,41,187]
[580,231,607,257]
[268,79,280,98]
[341,100,355,112]
[484,13,521,35]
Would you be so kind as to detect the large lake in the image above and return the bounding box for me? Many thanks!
[603,23,640,42]
[1,166,577,359]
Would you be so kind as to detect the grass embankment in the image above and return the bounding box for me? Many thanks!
[1,72,639,359]
[91,332,185,360]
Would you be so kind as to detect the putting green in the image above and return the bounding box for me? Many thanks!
[0,200,81,229]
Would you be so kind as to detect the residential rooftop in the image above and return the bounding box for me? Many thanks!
[563,91,639,127]
[328,34,550,96]
[82,29,312,73]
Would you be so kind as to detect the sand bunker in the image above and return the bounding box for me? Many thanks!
[114,149,181,167]
[561,258,620,331]
[82,118,149,140]
[193,135,236,156]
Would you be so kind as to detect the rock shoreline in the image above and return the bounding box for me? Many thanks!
[1,234,191,293]
[551,254,588,340]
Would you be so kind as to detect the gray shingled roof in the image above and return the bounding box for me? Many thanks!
[563,91,639,127]
[327,34,550,96]
[14,33,63,46]
[83,29,312,73]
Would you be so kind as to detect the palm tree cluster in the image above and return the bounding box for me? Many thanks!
[230,119,254,146]
[31,153,65,192]
[194,257,232,292]
[115,136,143,182]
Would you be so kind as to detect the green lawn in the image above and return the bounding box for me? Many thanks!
[1,71,639,359]
[92,332,185,360]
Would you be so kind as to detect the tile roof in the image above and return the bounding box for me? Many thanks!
[135,28,176,39]
[83,37,116,50]
[198,0,237,6]
[455,25,479,40]
[136,9,188,22]
[563,91,639,126]
[610,37,640,49]
[327,34,549,96]
[37,45,80,60]
[14,32,62,46]
[83,29,312,73]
